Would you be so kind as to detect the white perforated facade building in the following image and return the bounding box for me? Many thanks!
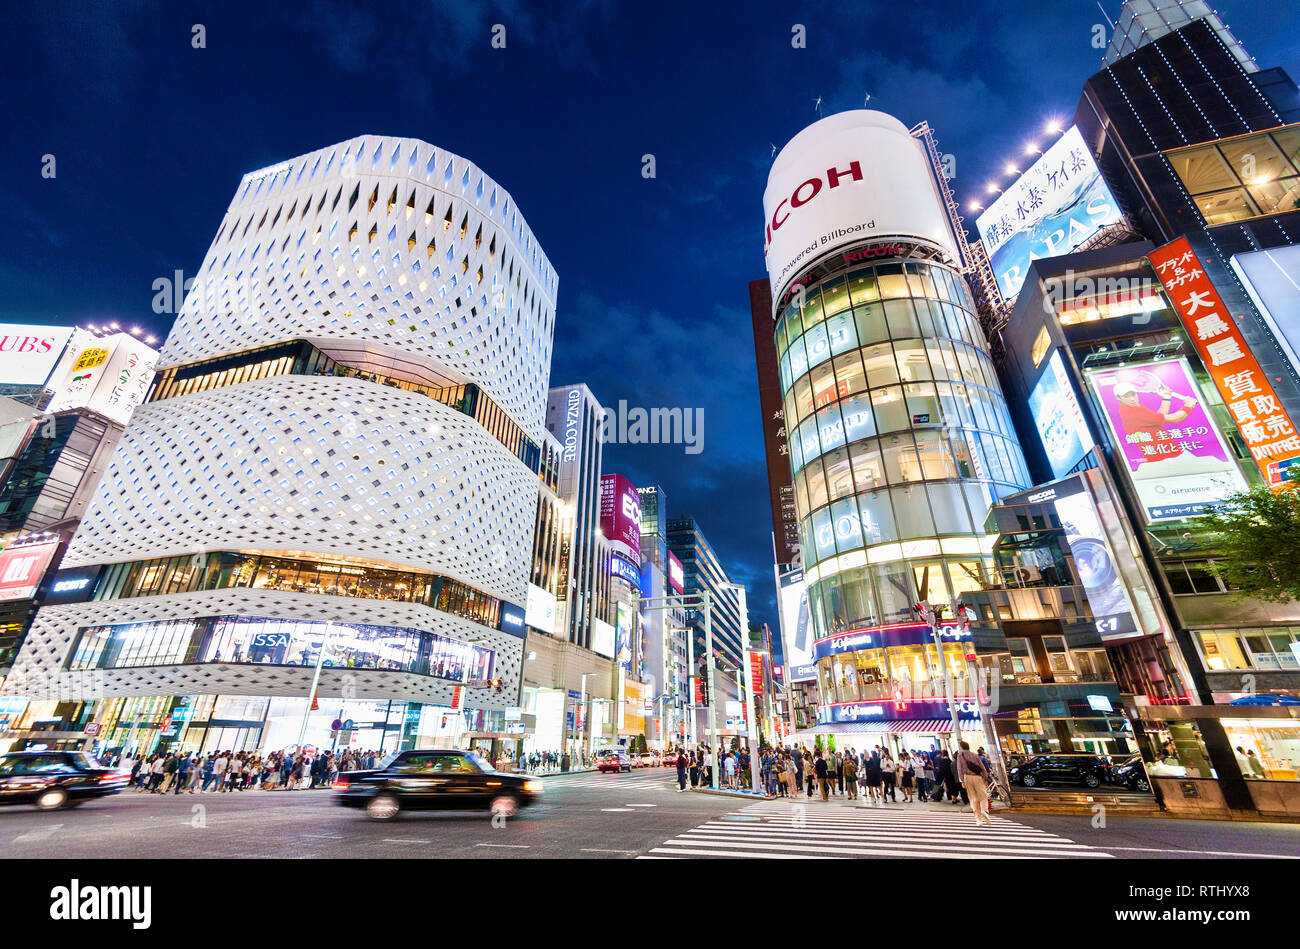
[3,135,557,757]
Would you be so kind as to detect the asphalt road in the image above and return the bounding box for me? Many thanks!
[5,767,1300,858]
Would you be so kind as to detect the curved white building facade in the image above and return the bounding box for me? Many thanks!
[5,136,556,757]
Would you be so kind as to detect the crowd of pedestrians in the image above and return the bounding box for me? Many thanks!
[109,748,388,793]
[671,740,998,825]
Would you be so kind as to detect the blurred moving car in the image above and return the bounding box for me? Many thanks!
[0,750,127,810]
[595,750,632,773]
[640,752,660,768]
[1008,754,1111,789]
[1111,754,1152,792]
[335,749,542,821]
[662,750,679,767]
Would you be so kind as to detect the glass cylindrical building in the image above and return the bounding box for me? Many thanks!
[764,111,1031,741]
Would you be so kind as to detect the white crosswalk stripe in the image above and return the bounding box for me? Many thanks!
[533,770,672,791]
[641,798,1111,859]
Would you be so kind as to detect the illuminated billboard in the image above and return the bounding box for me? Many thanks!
[591,617,616,659]
[976,126,1124,300]
[599,473,641,561]
[1051,481,1138,639]
[777,567,816,682]
[46,331,159,425]
[667,550,684,594]
[1028,350,1096,479]
[0,541,60,601]
[525,583,557,634]
[1085,357,1247,521]
[0,324,75,387]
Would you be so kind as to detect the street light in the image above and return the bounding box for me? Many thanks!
[721,581,761,796]
[296,621,342,751]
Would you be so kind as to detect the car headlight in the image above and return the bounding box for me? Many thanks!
[523,780,544,793]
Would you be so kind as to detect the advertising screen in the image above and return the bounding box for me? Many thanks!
[1028,350,1096,479]
[1085,358,1247,521]
[1051,483,1137,638]
[777,567,816,682]
[599,473,642,561]
[525,583,557,634]
[0,324,74,387]
[0,542,60,601]
[976,126,1124,301]
[591,617,616,659]
[667,550,684,594]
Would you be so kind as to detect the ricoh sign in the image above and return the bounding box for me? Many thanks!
[763,110,959,305]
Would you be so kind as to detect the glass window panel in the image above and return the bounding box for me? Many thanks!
[815,403,846,454]
[821,276,851,318]
[873,561,912,622]
[894,339,933,382]
[803,321,832,370]
[854,304,889,346]
[1220,136,1294,184]
[810,360,839,411]
[803,284,825,326]
[883,433,920,483]
[869,385,908,435]
[1247,177,1300,217]
[796,415,821,470]
[811,505,836,564]
[859,488,895,545]
[915,429,957,480]
[803,455,829,511]
[949,427,976,478]
[928,482,972,534]
[831,496,864,554]
[786,333,808,381]
[849,438,885,493]
[963,480,996,526]
[878,270,910,299]
[833,351,867,399]
[862,342,900,387]
[1273,128,1300,172]
[784,302,804,340]
[824,448,854,502]
[840,390,876,444]
[883,298,920,338]
[825,310,858,356]
[1193,187,1258,226]
[792,468,811,523]
[846,268,880,306]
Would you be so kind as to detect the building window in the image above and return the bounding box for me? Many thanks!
[1166,124,1300,226]
[1031,326,1050,368]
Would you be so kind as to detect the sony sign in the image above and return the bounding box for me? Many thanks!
[763,110,960,305]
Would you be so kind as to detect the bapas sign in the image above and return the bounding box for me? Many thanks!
[0,542,60,601]
[0,324,74,387]
[599,473,641,560]
[1150,237,1300,485]
[763,110,959,303]
[976,125,1124,301]
[1085,357,1247,521]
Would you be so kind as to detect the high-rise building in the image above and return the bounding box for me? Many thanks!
[636,484,688,747]
[2,135,555,757]
[761,110,1031,746]
[544,384,610,654]
[1101,0,1258,72]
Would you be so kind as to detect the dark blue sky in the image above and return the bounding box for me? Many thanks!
[3,1,1296,626]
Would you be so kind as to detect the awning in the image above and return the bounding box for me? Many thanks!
[797,719,976,736]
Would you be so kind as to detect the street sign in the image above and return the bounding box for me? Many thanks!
[330,719,342,731]
[84,722,101,736]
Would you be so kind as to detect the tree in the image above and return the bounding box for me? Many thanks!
[814,734,824,754]
[1200,486,1300,602]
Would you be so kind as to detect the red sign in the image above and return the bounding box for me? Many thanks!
[750,653,765,697]
[1150,238,1300,482]
[84,722,101,736]
[693,676,703,706]
[599,473,642,560]
[0,542,60,601]
[450,686,463,710]
[667,550,684,595]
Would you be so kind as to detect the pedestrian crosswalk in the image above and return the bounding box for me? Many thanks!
[641,798,1111,859]
[531,769,673,791]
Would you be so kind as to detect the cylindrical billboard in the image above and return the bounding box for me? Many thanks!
[763,110,959,304]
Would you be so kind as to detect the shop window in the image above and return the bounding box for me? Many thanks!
[1222,719,1300,781]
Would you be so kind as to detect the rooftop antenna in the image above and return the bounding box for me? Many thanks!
[813,96,823,118]
[864,93,872,106]
[770,142,777,157]
[1096,0,1116,30]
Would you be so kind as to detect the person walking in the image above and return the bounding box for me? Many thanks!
[814,751,830,801]
[843,751,858,800]
[173,752,193,794]
[881,752,897,802]
[899,752,915,803]
[676,747,689,791]
[956,741,993,825]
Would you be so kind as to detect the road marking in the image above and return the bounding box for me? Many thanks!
[381,838,431,844]
[601,807,635,812]
[14,824,64,844]
[624,804,657,808]
[580,848,637,854]
[475,843,530,849]
[304,834,343,839]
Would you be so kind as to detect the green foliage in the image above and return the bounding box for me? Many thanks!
[1200,487,1300,603]
[827,734,837,753]
[814,734,824,753]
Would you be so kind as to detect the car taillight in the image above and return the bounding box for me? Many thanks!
[99,772,123,783]
[334,775,348,789]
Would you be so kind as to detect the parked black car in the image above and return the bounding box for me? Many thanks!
[335,749,542,821]
[1008,754,1111,789]
[0,751,128,810]
[1111,754,1152,792]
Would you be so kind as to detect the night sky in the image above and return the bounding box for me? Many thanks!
[4,1,1296,626]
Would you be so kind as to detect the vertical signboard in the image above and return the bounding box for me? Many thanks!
[599,473,642,561]
[1150,237,1300,485]
[1029,350,1095,479]
[1085,357,1248,520]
